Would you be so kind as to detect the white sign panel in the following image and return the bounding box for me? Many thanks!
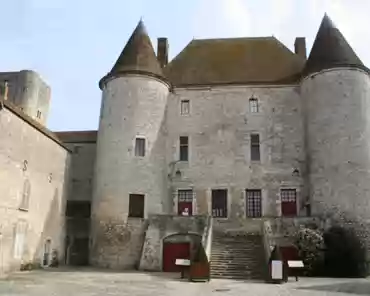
[175,259,191,266]
[271,260,283,279]
[288,260,304,268]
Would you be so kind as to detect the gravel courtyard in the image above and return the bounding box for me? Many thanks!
[0,268,369,296]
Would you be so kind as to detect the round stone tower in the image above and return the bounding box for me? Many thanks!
[90,21,170,268]
[301,15,370,222]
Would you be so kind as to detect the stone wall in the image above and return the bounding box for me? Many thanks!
[301,68,370,222]
[139,215,209,271]
[0,106,69,276]
[167,84,306,219]
[90,218,148,269]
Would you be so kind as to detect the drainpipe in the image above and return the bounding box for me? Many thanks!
[0,225,3,277]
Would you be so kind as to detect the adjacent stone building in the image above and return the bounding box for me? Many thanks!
[1,14,369,279]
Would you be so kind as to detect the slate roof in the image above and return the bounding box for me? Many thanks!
[303,14,366,75]
[163,37,306,86]
[99,20,165,88]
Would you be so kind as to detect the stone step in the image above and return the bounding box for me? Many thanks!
[211,261,263,266]
[211,271,264,278]
[210,267,264,272]
[211,249,260,253]
[211,274,265,280]
[211,254,263,258]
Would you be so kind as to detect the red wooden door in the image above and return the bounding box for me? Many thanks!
[163,242,190,272]
[281,189,297,217]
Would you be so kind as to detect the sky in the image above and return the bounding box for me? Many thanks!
[0,0,369,131]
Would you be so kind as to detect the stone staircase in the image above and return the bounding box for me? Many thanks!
[210,232,266,280]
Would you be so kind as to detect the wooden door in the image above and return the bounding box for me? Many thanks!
[163,242,190,272]
[281,189,297,217]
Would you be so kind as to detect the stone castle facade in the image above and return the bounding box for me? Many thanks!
[0,14,369,277]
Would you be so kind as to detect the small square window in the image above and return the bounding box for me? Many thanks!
[135,138,145,157]
[249,98,259,113]
[129,194,145,218]
[181,100,190,115]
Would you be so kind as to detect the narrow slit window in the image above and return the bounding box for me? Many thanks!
[135,138,145,157]
[181,100,190,115]
[249,98,259,113]
[179,136,189,161]
[251,134,260,161]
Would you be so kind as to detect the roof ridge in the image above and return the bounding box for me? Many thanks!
[192,36,275,42]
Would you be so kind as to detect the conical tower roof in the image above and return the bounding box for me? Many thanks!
[303,14,366,76]
[100,20,165,88]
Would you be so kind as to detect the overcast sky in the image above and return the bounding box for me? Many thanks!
[0,0,369,131]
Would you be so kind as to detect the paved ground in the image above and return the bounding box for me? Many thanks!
[0,268,369,296]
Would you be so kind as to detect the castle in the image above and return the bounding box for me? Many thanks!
[0,14,369,279]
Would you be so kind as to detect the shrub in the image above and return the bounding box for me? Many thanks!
[294,227,324,276]
[323,225,368,278]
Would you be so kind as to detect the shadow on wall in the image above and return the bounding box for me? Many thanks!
[31,188,63,268]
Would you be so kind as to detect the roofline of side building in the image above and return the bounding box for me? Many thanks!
[0,99,72,152]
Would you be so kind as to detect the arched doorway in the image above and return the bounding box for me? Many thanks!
[162,233,201,272]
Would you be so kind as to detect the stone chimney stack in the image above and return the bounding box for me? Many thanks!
[157,37,168,68]
[294,37,307,60]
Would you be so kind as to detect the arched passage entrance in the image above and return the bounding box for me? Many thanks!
[162,233,201,272]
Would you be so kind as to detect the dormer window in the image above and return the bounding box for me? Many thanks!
[249,98,259,113]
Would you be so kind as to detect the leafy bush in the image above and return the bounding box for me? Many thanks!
[294,227,324,276]
[323,225,368,278]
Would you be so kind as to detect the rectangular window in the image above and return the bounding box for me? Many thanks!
[181,100,190,115]
[246,189,262,218]
[281,189,297,217]
[179,136,189,161]
[249,98,259,113]
[14,221,27,259]
[19,179,31,211]
[36,110,41,119]
[129,194,145,218]
[212,189,228,218]
[177,189,193,216]
[251,134,260,161]
[74,146,82,154]
[135,138,145,157]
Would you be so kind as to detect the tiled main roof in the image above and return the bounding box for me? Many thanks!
[163,37,306,86]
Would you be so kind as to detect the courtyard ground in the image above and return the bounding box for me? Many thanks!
[0,268,369,296]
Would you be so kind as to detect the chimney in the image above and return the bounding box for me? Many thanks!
[294,37,306,60]
[157,37,168,68]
